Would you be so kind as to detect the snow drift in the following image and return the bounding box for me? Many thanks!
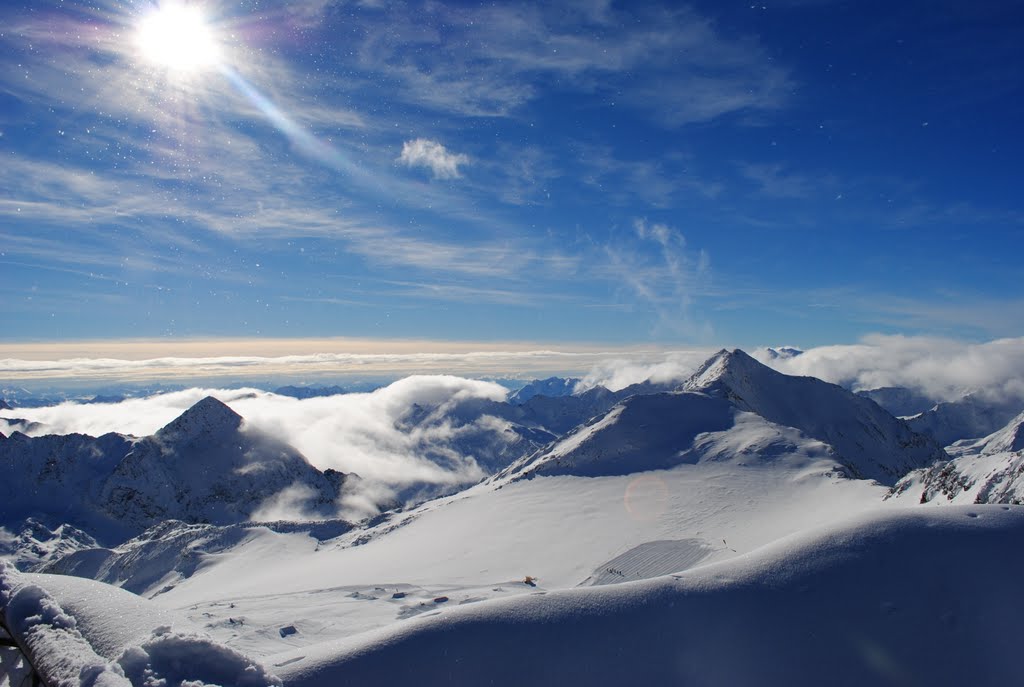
[0,562,281,687]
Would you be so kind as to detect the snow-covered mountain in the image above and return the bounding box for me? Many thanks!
[510,350,945,484]
[890,409,1024,505]
[855,386,936,417]
[390,379,678,485]
[759,345,804,360]
[273,385,347,399]
[0,397,353,547]
[905,391,1024,446]
[0,519,99,571]
[507,377,579,404]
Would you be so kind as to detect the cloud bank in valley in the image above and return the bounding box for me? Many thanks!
[574,349,715,392]
[754,335,1024,402]
[0,376,508,492]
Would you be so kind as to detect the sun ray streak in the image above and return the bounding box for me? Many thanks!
[218,65,356,176]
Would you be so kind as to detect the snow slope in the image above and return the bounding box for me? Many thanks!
[7,507,1020,687]
[262,506,1024,686]
[109,453,889,662]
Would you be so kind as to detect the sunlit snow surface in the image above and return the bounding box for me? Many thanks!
[3,506,1022,686]
[72,451,888,661]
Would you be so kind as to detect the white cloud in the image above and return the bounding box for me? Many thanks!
[250,483,325,522]
[575,349,715,392]
[0,377,505,489]
[355,3,792,124]
[598,219,712,337]
[754,335,1024,402]
[398,139,470,179]
[0,343,637,383]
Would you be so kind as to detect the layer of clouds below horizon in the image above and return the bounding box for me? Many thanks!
[5,335,1024,499]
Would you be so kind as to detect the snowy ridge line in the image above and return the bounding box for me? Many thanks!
[0,563,282,687]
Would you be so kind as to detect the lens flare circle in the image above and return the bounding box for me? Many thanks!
[623,475,669,522]
[135,3,221,73]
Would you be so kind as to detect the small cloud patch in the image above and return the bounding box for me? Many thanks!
[398,138,469,179]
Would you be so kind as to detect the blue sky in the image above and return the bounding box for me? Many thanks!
[1,0,1022,349]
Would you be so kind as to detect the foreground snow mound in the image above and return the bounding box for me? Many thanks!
[270,506,1022,687]
[1,562,130,687]
[0,563,281,687]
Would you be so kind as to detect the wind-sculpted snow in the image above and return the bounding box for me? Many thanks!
[0,563,281,687]
[1,561,131,687]
[268,506,1024,687]
[584,538,714,585]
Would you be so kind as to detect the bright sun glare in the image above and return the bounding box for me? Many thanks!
[135,3,221,73]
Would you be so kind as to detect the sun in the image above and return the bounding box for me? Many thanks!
[135,2,222,73]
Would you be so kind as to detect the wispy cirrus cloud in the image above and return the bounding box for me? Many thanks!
[596,218,713,338]
[348,2,793,124]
